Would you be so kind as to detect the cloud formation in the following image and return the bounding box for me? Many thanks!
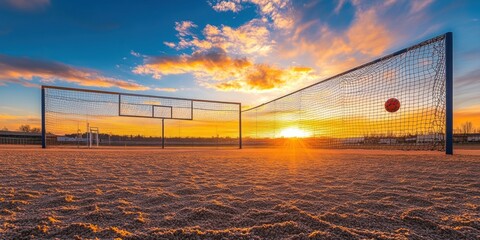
[210,0,293,29]
[166,19,273,57]
[138,0,311,92]
[454,68,480,109]
[154,87,178,92]
[250,0,294,29]
[0,54,148,90]
[137,0,440,95]
[130,50,142,57]
[410,0,434,13]
[278,6,394,76]
[212,0,242,12]
[134,49,316,91]
[175,21,197,37]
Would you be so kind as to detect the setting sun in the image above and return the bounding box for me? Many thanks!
[279,127,311,138]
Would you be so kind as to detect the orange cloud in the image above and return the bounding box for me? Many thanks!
[134,49,317,91]
[134,49,252,80]
[347,9,393,56]
[0,114,19,120]
[245,64,286,90]
[0,54,149,91]
[154,87,178,92]
[278,7,394,77]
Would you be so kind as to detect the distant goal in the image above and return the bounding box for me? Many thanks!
[41,86,241,148]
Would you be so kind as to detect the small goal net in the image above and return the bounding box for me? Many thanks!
[42,87,241,148]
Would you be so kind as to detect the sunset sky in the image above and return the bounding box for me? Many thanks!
[0,0,479,131]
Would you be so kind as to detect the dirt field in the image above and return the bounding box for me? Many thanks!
[0,147,479,239]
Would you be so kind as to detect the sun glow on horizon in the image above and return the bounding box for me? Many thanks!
[279,127,311,138]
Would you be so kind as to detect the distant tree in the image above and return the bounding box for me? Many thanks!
[1,126,8,131]
[18,125,31,132]
[462,122,473,134]
[31,128,41,133]
[454,127,462,134]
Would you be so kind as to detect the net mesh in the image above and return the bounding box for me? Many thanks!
[242,34,447,150]
[44,88,240,148]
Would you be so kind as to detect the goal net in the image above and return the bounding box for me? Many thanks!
[42,86,241,148]
[242,33,452,151]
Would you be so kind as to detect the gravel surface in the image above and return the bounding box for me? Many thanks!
[0,147,479,239]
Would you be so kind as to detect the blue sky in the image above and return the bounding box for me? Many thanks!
[0,0,479,129]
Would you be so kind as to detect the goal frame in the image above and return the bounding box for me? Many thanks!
[240,32,453,154]
[41,85,242,149]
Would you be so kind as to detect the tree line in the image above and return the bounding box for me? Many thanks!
[454,121,479,134]
[1,125,41,133]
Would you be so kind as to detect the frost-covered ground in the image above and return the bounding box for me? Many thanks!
[0,147,479,239]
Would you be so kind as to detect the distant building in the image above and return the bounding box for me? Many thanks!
[57,136,87,142]
[379,138,397,144]
[343,137,365,144]
[0,131,43,145]
[467,134,480,142]
[453,133,480,143]
[417,134,444,143]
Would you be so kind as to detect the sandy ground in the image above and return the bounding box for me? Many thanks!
[0,147,479,239]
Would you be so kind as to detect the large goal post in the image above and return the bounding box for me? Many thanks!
[41,86,241,148]
[242,32,453,154]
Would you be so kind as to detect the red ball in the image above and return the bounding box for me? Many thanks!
[385,98,400,112]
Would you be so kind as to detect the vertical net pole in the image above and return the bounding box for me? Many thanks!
[239,103,242,149]
[191,101,194,120]
[162,118,165,149]
[41,86,46,148]
[445,32,453,155]
[87,123,91,148]
[118,94,121,116]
